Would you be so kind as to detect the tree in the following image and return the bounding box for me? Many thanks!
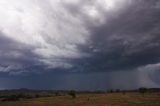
[139,87,147,96]
[68,90,76,99]
[115,89,120,93]
[108,89,114,93]
[55,92,61,96]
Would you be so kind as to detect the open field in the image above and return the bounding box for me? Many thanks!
[0,93,160,106]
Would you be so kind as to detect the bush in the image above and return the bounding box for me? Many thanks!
[122,90,126,95]
[1,95,20,102]
[108,89,114,93]
[68,90,76,99]
[115,89,120,93]
[1,94,34,102]
[139,87,148,96]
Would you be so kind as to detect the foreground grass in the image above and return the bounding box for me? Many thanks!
[0,93,160,106]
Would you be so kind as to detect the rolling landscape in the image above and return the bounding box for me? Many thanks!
[0,88,160,106]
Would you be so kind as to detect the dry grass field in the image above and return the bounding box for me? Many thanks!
[0,93,160,106]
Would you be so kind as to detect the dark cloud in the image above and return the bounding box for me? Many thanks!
[69,0,160,72]
[1,0,160,90]
[0,31,46,74]
[1,0,160,74]
[0,71,140,90]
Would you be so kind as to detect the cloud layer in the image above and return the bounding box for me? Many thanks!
[0,0,160,89]
[0,0,128,73]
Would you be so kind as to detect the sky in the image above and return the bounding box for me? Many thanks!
[0,0,160,90]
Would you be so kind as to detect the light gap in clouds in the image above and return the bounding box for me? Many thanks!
[0,0,127,72]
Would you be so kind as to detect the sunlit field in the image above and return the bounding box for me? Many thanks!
[0,93,160,106]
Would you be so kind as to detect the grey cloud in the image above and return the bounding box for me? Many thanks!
[0,32,45,74]
[1,0,160,74]
[67,0,160,72]
[0,0,160,90]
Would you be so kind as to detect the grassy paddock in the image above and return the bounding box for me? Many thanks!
[0,93,160,106]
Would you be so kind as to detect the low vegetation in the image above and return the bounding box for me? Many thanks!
[0,93,160,106]
[68,90,76,99]
[0,88,160,106]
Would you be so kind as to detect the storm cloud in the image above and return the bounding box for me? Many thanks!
[73,0,160,72]
[0,0,160,90]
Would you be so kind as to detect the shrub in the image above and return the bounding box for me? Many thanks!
[1,95,20,102]
[139,87,148,96]
[68,90,76,99]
